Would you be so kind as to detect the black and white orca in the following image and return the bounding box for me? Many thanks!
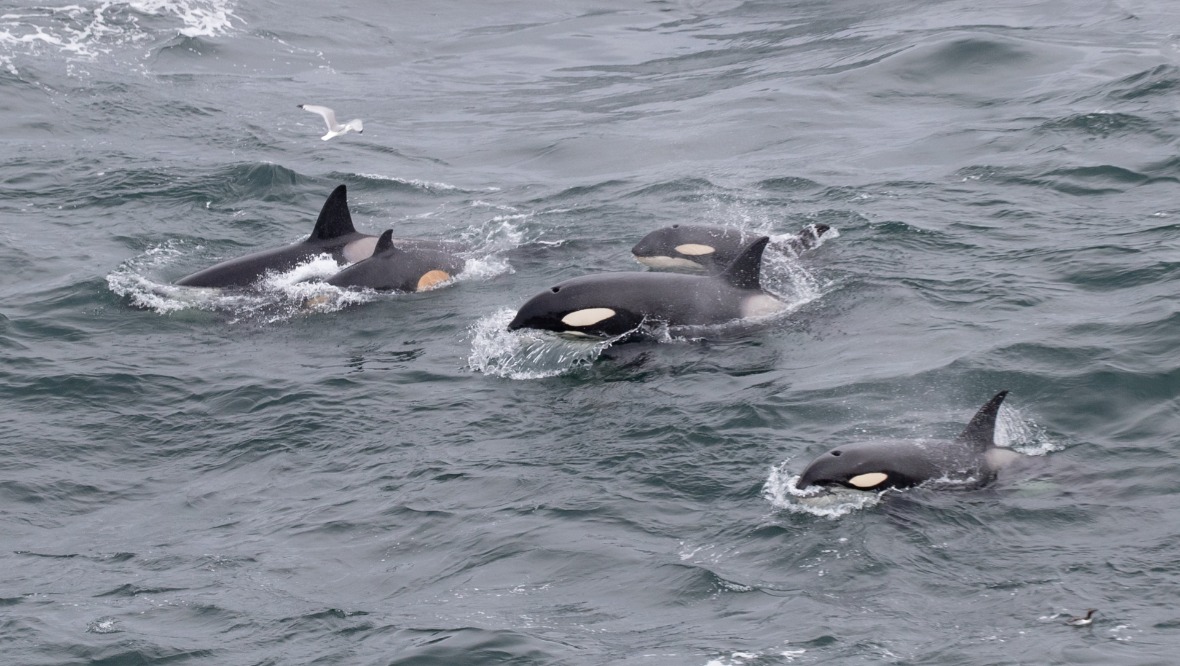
[796,391,1022,492]
[175,184,459,289]
[631,223,830,271]
[507,236,784,337]
[327,229,465,292]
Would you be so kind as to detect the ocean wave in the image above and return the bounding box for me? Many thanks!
[0,0,239,75]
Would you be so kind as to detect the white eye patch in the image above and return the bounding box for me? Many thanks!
[674,243,715,256]
[561,308,616,327]
[848,472,888,488]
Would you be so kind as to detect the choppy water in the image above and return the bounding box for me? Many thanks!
[2,0,1179,663]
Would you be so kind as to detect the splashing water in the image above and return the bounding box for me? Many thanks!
[762,463,884,519]
[460,214,531,256]
[130,0,239,38]
[769,224,840,255]
[467,309,622,380]
[995,404,1062,456]
[761,246,825,309]
[107,248,369,321]
[703,646,807,666]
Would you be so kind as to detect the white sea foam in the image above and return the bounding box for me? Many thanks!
[85,617,121,634]
[457,254,512,283]
[460,215,531,255]
[129,0,238,38]
[357,173,501,194]
[258,254,340,288]
[0,0,239,75]
[702,645,806,666]
[106,247,363,320]
[470,199,515,210]
[467,309,621,380]
[761,462,883,518]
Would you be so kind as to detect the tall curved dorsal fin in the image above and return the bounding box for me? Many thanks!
[375,229,400,254]
[719,236,770,290]
[308,184,356,241]
[956,390,1009,450]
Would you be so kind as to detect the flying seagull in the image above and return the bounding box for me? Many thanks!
[298,104,363,141]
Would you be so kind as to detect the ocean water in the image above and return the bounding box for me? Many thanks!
[2,0,1179,664]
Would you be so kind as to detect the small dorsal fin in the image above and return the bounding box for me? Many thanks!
[375,229,400,254]
[719,236,770,290]
[956,390,1009,449]
[308,184,356,241]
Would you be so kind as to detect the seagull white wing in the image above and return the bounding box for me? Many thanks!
[299,104,340,131]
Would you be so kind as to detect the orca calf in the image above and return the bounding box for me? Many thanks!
[796,391,1021,492]
[507,236,784,337]
[175,185,459,289]
[631,223,830,271]
[327,229,465,292]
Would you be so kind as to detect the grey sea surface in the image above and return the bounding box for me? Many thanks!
[2,0,1179,664]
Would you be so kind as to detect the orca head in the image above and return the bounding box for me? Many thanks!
[631,224,737,270]
[507,282,644,337]
[796,443,927,492]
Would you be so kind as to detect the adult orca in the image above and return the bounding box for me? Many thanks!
[507,236,784,337]
[327,229,466,292]
[631,223,830,271]
[175,184,459,289]
[796,391,1021,492]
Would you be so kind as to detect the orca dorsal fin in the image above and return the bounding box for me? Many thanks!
[955,390,1009,450]
[308,184,356,241]
[719,236,770,290]
[375,229,401,254]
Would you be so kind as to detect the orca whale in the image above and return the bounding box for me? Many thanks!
[796,391,1021,492]
[175,184,459,289]
[507,236,784,337]
[631,223,830,271]
[327,229,466,292]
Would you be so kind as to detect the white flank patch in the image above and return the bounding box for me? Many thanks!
[561,308,615,327]
[674,243,715,256]
[848,472,887,488]
[342,236,379,262]
[986,447,1022,469]
[633,255,707,270]
[739,293,787,318]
